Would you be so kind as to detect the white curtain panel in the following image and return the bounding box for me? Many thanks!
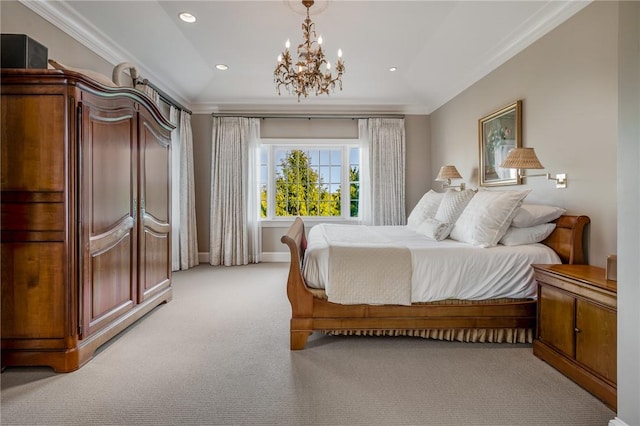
[365,118,406,226]
[178,112,199,269]
[246,119,262,264]
[209,117,261,266]
[169,108,199,271]
[135,82,161,107]
[358,119,373,225]
[170,106,181,271]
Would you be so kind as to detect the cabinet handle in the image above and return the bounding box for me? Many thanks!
[574,327,581,333]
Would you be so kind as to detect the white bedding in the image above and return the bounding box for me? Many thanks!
[302,223,561,304]
[324,225,412,305]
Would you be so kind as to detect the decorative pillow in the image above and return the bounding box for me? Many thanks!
[500,223,556,246]
[511,204,566,228]
[433,189,476,224]
[406,190,444,230]
[48,59,117,87]
[415,218,453,241]
[449,189,530,247]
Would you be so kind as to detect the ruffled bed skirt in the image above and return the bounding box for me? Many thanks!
[321,327,533,343]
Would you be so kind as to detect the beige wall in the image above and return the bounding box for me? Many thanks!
[1,1,114,75]
[3,0,618,266]
[191,114,214,253]
[429,2,618,268]
[192,115,431,255]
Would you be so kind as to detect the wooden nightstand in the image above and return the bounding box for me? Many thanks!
[532,264,617,410]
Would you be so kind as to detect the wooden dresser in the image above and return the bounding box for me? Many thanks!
[1,69,174,372]
[532,264,617,410]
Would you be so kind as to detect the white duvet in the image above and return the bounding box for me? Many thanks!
[302,223,561,304]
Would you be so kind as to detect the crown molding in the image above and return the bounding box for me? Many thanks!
[19,0,192,111]
[429,1,591,113]
[190,101,428,116]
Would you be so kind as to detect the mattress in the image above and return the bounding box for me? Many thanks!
[302,223,561,304]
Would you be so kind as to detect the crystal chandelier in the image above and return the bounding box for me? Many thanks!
[274,0,345,101]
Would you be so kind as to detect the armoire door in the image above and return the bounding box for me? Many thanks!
[137,107,171,303]
[80,94,138,337]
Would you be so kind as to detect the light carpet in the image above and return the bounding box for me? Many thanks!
[1,263,615,425]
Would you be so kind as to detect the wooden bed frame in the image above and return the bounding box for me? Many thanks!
[280,215,590,350]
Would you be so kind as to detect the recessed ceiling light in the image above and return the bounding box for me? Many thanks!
[389,67,398,72]
[216,64,229,71]
[179,12,196,23]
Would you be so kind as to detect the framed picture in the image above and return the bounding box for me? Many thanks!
[478,100,522,187]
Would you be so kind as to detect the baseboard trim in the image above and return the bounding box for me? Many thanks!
[197,252,289,263]
[261,252,289,262]
[609,418,630,426]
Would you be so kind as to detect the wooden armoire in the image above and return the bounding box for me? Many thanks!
[1,69,174,372]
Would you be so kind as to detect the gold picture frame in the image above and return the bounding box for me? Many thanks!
[478,100,522,187]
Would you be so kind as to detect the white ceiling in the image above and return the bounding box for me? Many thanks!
[24,1,590,114]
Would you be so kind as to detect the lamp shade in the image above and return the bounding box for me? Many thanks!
[436,165,463,181]
[500,148,544,169]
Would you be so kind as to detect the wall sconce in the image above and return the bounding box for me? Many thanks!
[436,165,466,190]
[499,147,567,188]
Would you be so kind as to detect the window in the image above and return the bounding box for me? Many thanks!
[260,140,359,220]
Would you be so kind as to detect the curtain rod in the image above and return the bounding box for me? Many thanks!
[141,79,192,115]
[211,113,405,119]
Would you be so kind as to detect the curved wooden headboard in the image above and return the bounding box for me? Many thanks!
[541,215,590,265]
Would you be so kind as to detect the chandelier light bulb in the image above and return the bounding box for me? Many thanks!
[318,36,323,45]
[285,39,291,49]
[277,54,282,63]
[326,62,331,70]
[338,49,343,58]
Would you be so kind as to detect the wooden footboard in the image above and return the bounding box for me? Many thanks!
[280,215,590,350]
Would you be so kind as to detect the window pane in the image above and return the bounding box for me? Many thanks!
[260,165,267,183]
[330,166,341,183]
[350,200,359,218]
[319,166,330,184]
[309,149,319,166]
[331,150,341,164]
[260,183,267,218]
[350,147,359,165]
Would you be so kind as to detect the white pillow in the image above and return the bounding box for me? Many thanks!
[406,190,444,230]
[433,189,476,224]
[415,218,453,241]
[449,189,530,247]
[500,223,556,246]
[511,204,566,228]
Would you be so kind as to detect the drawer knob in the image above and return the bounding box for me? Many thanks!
[574,327,581,333]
